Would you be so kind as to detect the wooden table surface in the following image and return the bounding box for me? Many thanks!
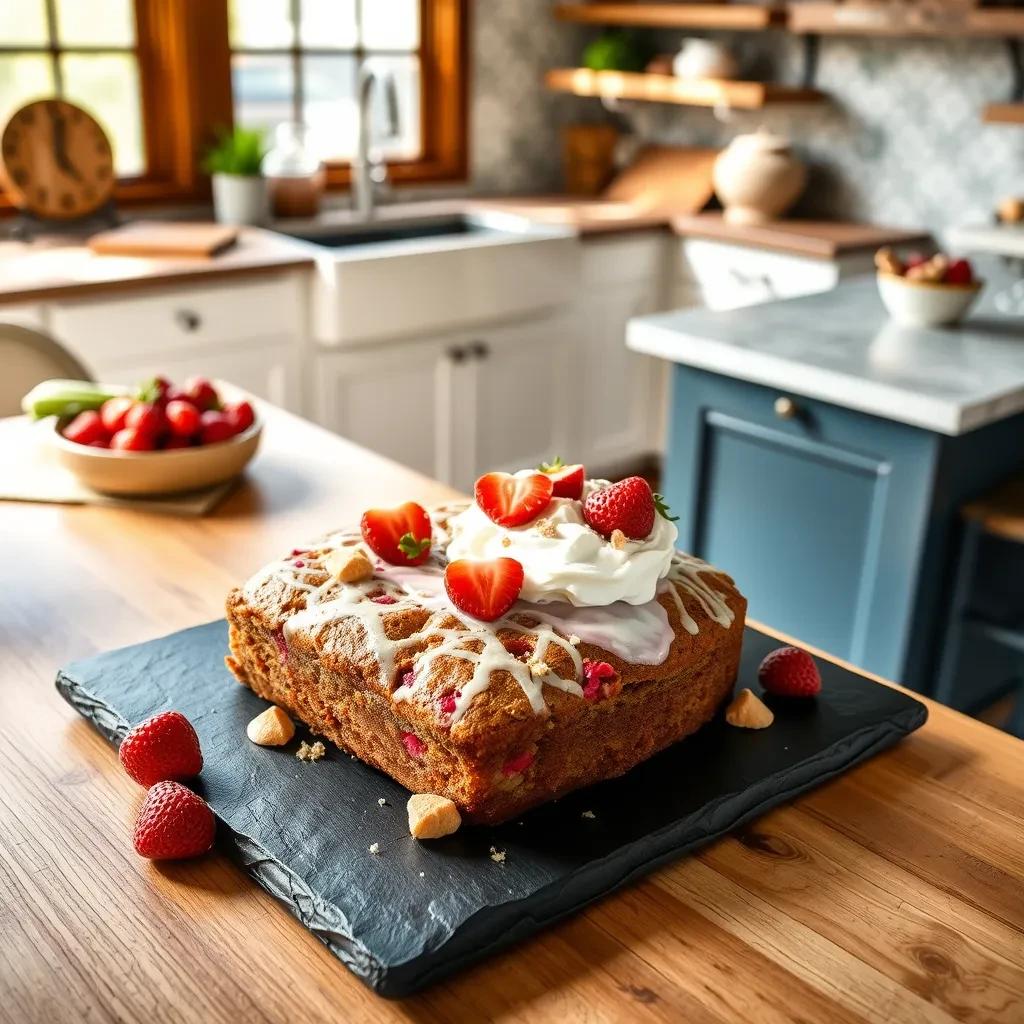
[1,406,1022,1024]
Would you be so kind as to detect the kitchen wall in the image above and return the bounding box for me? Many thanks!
[465,3,1023,229]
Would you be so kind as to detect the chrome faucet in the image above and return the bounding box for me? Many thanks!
[352,62,400,220]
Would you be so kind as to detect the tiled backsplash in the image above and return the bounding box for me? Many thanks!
[468,3,1023,230]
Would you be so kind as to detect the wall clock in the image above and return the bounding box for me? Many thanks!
[0,98,117,226]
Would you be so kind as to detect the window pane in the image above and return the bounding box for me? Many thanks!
[0,1,48,46]
[0,55,55,123]
[61,53,144,176]
[361,0,419,51]
[302,55,357,161]
[230,0,294,48]
[55,0,134,47]
[299,0,357,49]
[233,54,295,136]
[367,55,421,160]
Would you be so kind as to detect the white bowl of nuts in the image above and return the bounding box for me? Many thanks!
[874,248,982,328]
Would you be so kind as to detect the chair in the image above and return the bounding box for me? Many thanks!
[935,475,1024,737]
[0,322,92,417]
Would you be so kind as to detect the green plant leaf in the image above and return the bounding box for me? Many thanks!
[202,125,267,177]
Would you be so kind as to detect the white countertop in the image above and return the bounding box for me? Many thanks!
[627,267,1024,435]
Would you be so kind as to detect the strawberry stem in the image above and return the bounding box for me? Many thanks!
[538,456,564,473]
[398,533,432,559]
[653,493,679,522]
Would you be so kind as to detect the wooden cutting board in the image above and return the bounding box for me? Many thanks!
[89,221,239,258]
[603,145,719,214]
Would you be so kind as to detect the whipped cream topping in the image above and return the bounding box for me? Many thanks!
[444,476,678,607]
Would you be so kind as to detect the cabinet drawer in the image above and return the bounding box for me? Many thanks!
[679,239,839,309]
[50,275,302,365]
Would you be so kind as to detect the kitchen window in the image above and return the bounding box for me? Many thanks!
[0,0,466,209]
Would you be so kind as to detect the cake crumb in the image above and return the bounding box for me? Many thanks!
[369,842,380,855]
[296,740,327,761]
[610,529,627,550]
[377,798,387,807]
[527,658,550,678]
[535,518,558,539]
[581,810,596,820]
[419,871,425,878]
[568,634,581,646]
[501,536,512,548]
[489,846,506,864]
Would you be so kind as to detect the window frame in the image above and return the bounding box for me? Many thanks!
[0,0,467,212]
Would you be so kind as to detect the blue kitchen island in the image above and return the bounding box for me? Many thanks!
[628,267,1024,706]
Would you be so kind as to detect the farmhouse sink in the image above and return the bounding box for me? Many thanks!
[270,204,580,346]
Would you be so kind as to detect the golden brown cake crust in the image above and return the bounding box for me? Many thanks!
[226,506,746,824]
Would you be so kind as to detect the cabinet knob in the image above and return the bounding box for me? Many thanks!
[774,396,799,420]
[447,345,467,363]
[469,340,489,359]
[175,309,201,332]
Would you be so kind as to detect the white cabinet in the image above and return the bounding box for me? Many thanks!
[311,335,456,482]
[571,232,678,474]
[41,272,306,411]
[311,310,577,490]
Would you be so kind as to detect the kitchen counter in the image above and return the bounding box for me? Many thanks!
[0,228,313,305]
[2,403,1021,1024]
[628,264,1024,435]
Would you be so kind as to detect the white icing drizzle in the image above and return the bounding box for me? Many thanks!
[658,552,736,635]
[241,527,734,725]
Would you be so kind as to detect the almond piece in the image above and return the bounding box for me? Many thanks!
[407,793,462,840]
[246,705,295,746]
[325,546,373,583]
[725,688,774,730]
[610,529,627,550]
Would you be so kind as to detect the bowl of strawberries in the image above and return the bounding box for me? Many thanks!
[874,248,982,328]
[26,375,262,495]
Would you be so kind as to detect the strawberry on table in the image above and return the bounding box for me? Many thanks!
[63,410,108,446]
[132,781,216,861]
[475,471,553,527]
[445,557,524,622]
[583,476,676,541]
[361,501,433,566]
[539,457,585,500]
[757,646,822,698]
[119,710,203,787]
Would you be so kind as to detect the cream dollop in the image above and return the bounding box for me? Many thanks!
[445,476,678,607]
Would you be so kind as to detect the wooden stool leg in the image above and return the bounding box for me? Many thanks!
[933,519,983,708]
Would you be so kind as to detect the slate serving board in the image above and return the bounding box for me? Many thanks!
[57,621,926,998]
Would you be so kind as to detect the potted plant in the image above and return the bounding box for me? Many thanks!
[203,126,269,226]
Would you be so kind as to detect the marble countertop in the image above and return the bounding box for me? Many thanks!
[627,265,1024,436]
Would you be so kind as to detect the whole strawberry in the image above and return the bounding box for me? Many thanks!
[583,476,676,540]
[758,646,821,698]
[133,781,216,860]
[119,711,203,788]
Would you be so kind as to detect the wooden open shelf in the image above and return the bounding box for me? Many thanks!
[788,3,1024,38]
[554,3,784,31]
[984,103,1024,125]
[545,68,824,110]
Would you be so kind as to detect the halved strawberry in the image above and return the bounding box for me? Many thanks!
[360,501,433,566]
[444,557,524,621]
[475,472,553,527]
[539,457,585,500]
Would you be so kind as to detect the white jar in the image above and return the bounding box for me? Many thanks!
[672,38,738,81]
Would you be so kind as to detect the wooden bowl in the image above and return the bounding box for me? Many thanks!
[51,396,262,496]
[876,272,982,328]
